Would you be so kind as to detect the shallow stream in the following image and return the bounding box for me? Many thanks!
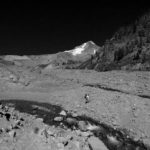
[0,99,149,150]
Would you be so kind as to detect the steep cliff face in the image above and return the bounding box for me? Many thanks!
[78,11,150,71]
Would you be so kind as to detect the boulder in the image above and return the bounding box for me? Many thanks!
[88,136,108,150]
[78,121,87,131]
[59,110,67,116]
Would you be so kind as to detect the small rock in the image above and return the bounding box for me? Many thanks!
[88,136,108,150]
[8,130,16,138]
[107,135,120,146]
[59,110,67,116]
[72,112,78,117]
[86,123,100,131]
[5,113,11,121]
[35,118,44,122]
[78,121,87,131]
[54,116,63,122]
[66,117,78,125]
[79,131,92,137]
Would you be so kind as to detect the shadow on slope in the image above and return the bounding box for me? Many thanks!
[0,99,62,126]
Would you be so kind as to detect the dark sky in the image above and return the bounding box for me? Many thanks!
[0,2,150,55]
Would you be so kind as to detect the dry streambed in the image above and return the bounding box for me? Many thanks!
[0,99,149,150]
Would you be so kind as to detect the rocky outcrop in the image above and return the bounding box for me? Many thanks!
[77,11,150,71]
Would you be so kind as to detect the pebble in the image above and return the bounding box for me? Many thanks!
[59,110,67,116]
[35,118,44,123]
[54,116,63,122]
[66,117,78,125]
[88,136,108,150]
[106,134,120,145]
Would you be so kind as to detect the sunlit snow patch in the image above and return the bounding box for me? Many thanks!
[65,43,88,56]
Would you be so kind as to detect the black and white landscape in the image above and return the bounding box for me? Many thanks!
[1,4,150,150]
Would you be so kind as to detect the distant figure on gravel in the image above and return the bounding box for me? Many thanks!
[84,94,90,104]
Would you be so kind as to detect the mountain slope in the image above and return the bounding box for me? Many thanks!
[65,41,98,56]
[0,41,99,71]
[77,11,150,71]
[50,41,100,69]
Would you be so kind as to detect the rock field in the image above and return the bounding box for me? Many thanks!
[0,57,150,149]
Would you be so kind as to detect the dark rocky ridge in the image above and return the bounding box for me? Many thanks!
[74,11,150,71]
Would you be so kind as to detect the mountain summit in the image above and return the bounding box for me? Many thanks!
[65,41,99,56]
[44,41,100,69]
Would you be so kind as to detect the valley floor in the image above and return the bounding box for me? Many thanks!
[0,67,150,149]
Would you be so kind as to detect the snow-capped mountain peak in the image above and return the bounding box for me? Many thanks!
[65,41,98,56]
